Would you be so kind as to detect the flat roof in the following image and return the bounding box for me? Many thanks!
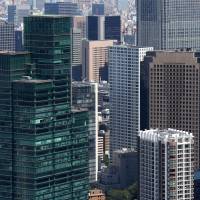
[25,15,72,18]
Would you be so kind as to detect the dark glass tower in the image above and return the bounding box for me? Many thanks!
[22,15,89,200]
[87,16,99,40]
[104,16,121,42]
[0,15,89,200]
[87,16,121,42]
[0,52,31,200]
[12,79,55,200]
[24,16,71,111]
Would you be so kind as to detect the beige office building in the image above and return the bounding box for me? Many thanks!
[141,50,200,168]
[82,39,114,82]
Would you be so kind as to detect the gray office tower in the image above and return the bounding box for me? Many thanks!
[0,20,15,51]
[137,0,200,50]
[72,82,98,183]
[8,5,16,23]
[109,45,153,159]
[45,2,82,16]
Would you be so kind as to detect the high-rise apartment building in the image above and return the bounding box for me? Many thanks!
[141,50,200,168]
[139,129,194,200]
[87,16,121,42]
[72,81,98,183]
[82,39,114,82]
[0,20,15,51]
[109,45,153,158]
[137,0,200,50]
[72,28,82,67]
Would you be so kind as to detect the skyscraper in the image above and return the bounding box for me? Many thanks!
[10,15,89,199]
[141,50,200,168]
[7,4,16,23]
[82,39,114,82]
[87,16,104,41]
[137,0,200,50]
[104,16,121,42]
[72,16,86,81]
[0,52,32,200]
[72,81,98,183]
[45,2,82,16]
[139,129,194,200]
[73,16,86,39]
[87,16,121,42]
[0,20,15,51]
[109,45,153,158]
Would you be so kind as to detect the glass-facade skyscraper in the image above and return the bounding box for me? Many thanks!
[87,16,121,42]
[137,0,200,50]
[0,15,89,200]
[72,82,98,183]
[23,15,89,200]
[0,52,32,200]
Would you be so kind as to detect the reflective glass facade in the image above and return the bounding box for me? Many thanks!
[104,16,121,42]
[87,16,99,40]
[87,16,121,42]
[24,16,71,112]
[12,80,89,199]
[22,16,89,200]
[0,52,31,200]
[72,82,98,183]
[0,15,89,200]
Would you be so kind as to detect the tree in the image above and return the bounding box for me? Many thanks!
[107,189,131,200]
[107,183,138,200]
[128,183,138,200]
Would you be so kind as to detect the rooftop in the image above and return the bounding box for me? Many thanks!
[25,15,72,19]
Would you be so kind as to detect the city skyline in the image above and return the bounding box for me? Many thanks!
[0,0,200,199]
